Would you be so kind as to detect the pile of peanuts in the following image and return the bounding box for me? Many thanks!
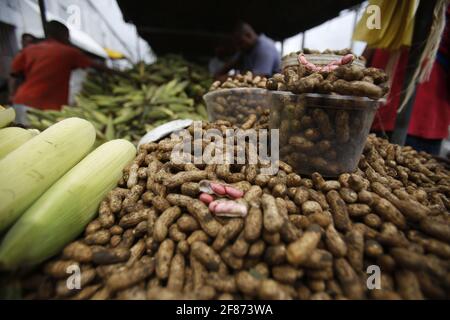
[209,71,267,92]
[267,55,388,99]
[18,118,450,300]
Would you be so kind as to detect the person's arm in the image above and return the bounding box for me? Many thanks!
[9,50,26,103]
[90,61,128,77]
[8,76,22,103]
[71,49,127,77]
[214,54,240,80]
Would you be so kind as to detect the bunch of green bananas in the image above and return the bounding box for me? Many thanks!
[27,55,212,145]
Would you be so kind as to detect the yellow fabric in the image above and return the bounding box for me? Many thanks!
[353,0,416,50]
[104,48,126,59]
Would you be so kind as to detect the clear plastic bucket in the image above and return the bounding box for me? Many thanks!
[203,88,270,126]
[270,91,380,177]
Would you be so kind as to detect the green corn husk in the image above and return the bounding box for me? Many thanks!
[0,127,38,159]
[0,118,96,233]
[0,139,136,270]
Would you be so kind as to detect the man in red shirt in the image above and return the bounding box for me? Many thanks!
[10,21,113,124]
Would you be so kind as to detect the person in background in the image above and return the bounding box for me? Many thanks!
[9,21,117,125]
[367,5,449,155]
[7,33,40,106]
[208,44,237,76]
[214,22,281,80]
[21,33,40,49]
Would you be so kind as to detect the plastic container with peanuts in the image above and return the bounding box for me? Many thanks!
[269,91,381,177]
[203,88,270,126]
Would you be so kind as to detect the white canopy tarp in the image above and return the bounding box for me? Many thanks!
[24,0,108,59]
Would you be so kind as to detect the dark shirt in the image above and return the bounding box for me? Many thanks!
[239,34,281,76]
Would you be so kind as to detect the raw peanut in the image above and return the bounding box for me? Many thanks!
[85,230,111,245]
[395,270,424,300]
[334,258,365,299]
[258,279,292,300]
[325,225,347,257]
[247,240,266,259]
[187,230,210,245]
[289,214,310,229]
[191,241,221,271]
[377,223,409,247]
[347,204,371,217]
[231,232,249,258]
[177,214,200,233]
[244,185,263,204]
[308,189,329,210]
[345,229,364,271]
[307,279,326,293]
[187,200,221,237]
[339,188,358,203]
[302,249,333,269]
[264,244,286,265]
[153,206,182,242]
[85,219,102,235]
[357,190,376,205]
[275,198,289,220]
[262,230,281,245]
[169,224,186,242]
[348,174,368,192]
[107,257,155,292]
[118,229,135,249]
[308,211,332,228]
[280,220,301,242]
[110,235,121,247]
[167,254,185,291]
[213,218,244,251]
[156,239,175,280]
[363,213,382,229]
[164,171,208,188]
[110,225,123,235]
[297,285,312,300]
[327,190,352,232]
[373,198,406,230]
[287,224,322,266]
[71,284,102,300]
[62,242,93,263]
[98,200,115,228]
[56,267,94,296]
[302,201,322,215]
[221,246,243,270]
[420,217,450,242]
[364,240,383,257]
[119,208,150,228]
[180,182,200,197]
[152,195,171,212]
[286,173,302,187]
[272,265,303,284]
[166,193,193,207]
[44,260,79,279]
[206,273,237,293]
[92,247,130,265]
[262,194,285,233]
[335,110,350,143]
[293,187,309,205]
[236,271,261,297]
[244,205,263,242]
